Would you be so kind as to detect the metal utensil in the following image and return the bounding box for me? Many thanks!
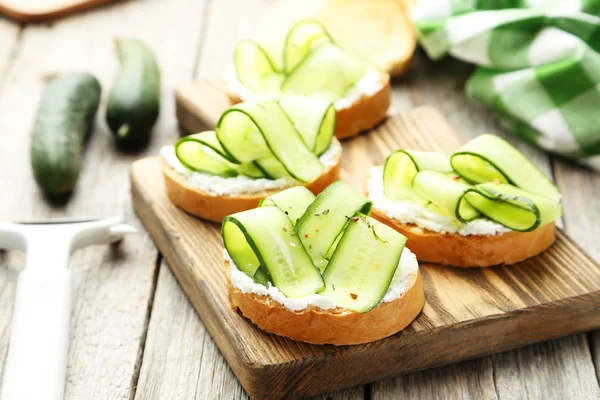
[0,217,136,400]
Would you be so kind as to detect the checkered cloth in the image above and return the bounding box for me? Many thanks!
[413,0,600,169]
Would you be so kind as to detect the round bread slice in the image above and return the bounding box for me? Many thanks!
[253,0,416,77]
[226,72,390,140]
[160,140,341,222]
[224,259,424,345]
[370,208,557,268]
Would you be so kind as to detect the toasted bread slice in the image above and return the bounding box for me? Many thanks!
[160,139,342,222]
[371,208,557,268]
[225,259,424,345]
[254,0,416,77]
[227,72,390,140]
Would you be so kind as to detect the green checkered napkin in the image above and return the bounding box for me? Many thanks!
[412,0,600,169]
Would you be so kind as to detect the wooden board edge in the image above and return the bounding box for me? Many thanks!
[0,0,114,23]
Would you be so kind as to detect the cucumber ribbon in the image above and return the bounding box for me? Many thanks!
[175,97,335,182]
[234,20,374,103]
[223,182,407,312]
[383,134,562,232]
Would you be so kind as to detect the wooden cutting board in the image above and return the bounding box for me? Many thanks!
[132,100,600,399]
[0,0,114,22]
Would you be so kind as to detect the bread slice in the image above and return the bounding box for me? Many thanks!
[371,208,557,268]
[160,139,342,222]
[254,0,416,77]
[224,259,424,345]
[227,72,390,140]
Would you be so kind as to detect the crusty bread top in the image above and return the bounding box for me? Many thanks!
[253,0,416,77]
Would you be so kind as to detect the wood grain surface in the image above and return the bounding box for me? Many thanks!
[0,0,208,398]
[131,106,600,399]
[1,0,600,398]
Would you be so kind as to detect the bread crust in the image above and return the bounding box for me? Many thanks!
[225,260,425,345]
[370,208,557,268]
[226,73,391,140]
[160,139,341,222]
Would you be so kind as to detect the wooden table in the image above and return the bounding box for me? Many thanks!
[0,0,599,399]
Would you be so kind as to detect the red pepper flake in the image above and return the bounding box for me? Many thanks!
[352,217,359,222]
[452,176,460,181]
[350,293,358,300]
[304,234,309,239]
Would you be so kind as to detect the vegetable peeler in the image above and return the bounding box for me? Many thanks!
[0,217,136,400]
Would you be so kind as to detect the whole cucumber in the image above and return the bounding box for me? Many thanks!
[106,38,160,149]
[31,73,101,196]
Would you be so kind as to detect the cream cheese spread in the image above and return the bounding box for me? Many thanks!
[366,167,512,236]
[225,247,419,312]
[224,65,384,111]
[160,140,341,196]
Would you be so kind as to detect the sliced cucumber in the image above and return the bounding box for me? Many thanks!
[253,157,290,179]
[283,20,333,73]
[217,101,324,183]
[296,181,372,271]
[234,40,283,94]
[223,207,324,297]
[278,96,336,155]
[175,140,238,177]
[319,214,407,312]
[459,183,563,231]
[451,134,562,201]
[175,132,266,178]
[259,186,315,225]
[383,150,452,203]
[281,43,369,103]
[413,170,479,221]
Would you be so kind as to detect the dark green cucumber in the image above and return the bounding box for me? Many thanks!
[31,73,101,196]
[106,38,160,149]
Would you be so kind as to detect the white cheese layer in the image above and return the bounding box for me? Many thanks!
[224,65,384,111]
[366,167,512,236]
[225,247,419,312]
[160,140,341,196]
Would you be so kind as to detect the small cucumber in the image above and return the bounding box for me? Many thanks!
[31,73,101,196]
[106,38,160,149]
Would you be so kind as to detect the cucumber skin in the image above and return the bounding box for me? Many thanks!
[106,38,160,149]
[31,73,101,196]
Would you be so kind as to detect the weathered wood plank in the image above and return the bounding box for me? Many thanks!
[373,358,497,400]
[0,19,20,85]
[0,15,22,389]
[0,0,207,398]
[492,334,599,399]
[553,155,600,388]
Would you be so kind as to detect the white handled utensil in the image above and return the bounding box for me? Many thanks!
[0,217,136,400]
